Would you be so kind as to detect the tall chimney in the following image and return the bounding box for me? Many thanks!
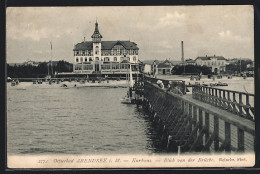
[181,41,184,62]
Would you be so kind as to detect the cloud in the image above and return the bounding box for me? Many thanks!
[157,11,186,28]
[218,30,250,43]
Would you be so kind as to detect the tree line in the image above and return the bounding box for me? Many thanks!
[7,60,73,78]
[171,65,212,75]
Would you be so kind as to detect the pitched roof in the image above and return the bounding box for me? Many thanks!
[157,60,173,68]
[142,59,181,65]
[186,59,195,63]
[195,56,226,61]
[74,41,139,51]
[157,63,172,68]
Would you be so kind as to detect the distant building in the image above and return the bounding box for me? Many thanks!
[8,60,40,67]
[24,60,39,66]
[185,58,196,65]
[73,21,139,74]
[8,63,24,67]
[195,55,227,73]
[142,59,183,75]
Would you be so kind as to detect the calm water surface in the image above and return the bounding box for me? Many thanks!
[7,77,254,155]
[7,82,164,155]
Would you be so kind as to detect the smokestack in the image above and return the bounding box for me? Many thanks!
[181,41,184,62]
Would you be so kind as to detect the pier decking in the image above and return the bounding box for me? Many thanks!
[139,79,254,154]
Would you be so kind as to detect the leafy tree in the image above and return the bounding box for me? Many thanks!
[226,59,253,74]
[7,61,73,78]
[171,65,211,75]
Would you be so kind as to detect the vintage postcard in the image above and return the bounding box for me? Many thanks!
[6,6,255,168]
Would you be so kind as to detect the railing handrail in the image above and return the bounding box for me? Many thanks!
[193,85,254,96]
[144,81,255,136]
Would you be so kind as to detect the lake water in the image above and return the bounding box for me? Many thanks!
[7,77,255,155]
[7,82,165,155]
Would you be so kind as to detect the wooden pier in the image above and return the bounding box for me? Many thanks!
[138,79,255,154]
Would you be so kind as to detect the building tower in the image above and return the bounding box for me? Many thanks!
[91,20,102,71]
[181,41,184,62]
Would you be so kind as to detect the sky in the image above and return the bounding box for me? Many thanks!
[6,6,254,63]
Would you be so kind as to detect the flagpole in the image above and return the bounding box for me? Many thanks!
[50,42,53,76]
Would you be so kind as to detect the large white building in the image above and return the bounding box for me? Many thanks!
[73,21,139,74]
[195,55,227,73]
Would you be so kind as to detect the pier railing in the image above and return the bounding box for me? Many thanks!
[192,85,255,121]
[143,81,254,153]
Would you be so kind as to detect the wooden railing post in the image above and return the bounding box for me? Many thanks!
[215,89,218,107]
[233,92,237,114]
[225,122,231,153]
[193,106,198,138]
[208,87,211,105]
[227,91,231,112]
[239,93,243,116]
[245,94,250,119]
[237,128,245,152]
[219,90,222,108]
[209,88,215,106]
[214,115,219,151]
[198,108,203,145]
[223,90,226,109]
[205,112,209,149]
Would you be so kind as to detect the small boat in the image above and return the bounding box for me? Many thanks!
[216,82,228,86]
[121,97,134,104]
[121,63,135,104]
[61,84,68,88]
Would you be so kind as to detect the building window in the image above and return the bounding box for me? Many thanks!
[95,57,99,61]
[133,56,136,62]
[95,46,99,55]
[208,62,210,66]
[85,57,87,62]
[80,57,83,62]
[114,57,117,61]
[112,63,119,69]
[76,58,79,62]
[104,57,110,62]
[89,57,93,61]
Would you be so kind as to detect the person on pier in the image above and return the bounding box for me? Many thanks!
[166,81,183,96]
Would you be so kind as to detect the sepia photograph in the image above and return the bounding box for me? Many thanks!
[6,5,255,168]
